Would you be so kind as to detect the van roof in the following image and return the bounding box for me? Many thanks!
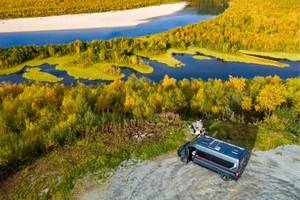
[193,135,247,160]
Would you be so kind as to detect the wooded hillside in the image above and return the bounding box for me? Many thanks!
[1,76,299,184]
[0,0,179,19]
[159,0,300,53]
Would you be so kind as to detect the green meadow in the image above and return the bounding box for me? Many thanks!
[23,68,63,82]
[239,50,300,61]
[0,55,154,82]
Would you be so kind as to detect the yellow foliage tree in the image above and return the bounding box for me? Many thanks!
[161,75,177,90]
[124,93,136,112]
[241,96,253,111]
[226,76,246,93]
[255,83,288,112]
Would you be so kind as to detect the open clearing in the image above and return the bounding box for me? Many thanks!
[81,145,300,200]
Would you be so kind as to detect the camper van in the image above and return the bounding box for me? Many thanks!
[178,134,250,180]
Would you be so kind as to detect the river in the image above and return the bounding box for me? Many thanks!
[0,1,299,84]
[0,55,299,85]
[0,2,219,47]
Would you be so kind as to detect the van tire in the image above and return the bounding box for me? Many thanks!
[221,174,230,181]
[180,154,188,163]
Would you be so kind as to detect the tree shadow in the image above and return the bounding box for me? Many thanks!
[190,0,229,15]
[206,120,258,151]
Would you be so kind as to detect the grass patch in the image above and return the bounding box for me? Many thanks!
[136,47,207,67]
[190,47,289,67]
[117,62,154,74]
[137,50,184,67]
[56,61,153,80]
[0,123,187,200]
[254,127,295,151]
[239,50,300,61]
[0,65,25,75]
[23,68,63,82]
[254,111,300,151]
[206,120,299,151]
[0,56,75,75]
[56,62,124,81]
[131,127,188,160]
[136,47,288,68]
[207,120,258,150]
[0,55,153,81]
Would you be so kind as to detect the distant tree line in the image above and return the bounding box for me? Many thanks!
[1,0,299,71]
[0,0,180,19]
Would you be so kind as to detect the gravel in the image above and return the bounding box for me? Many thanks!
[81,145,300,200]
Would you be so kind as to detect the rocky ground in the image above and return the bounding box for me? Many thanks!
[81,145,300,200]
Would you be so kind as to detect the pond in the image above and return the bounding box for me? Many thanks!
[0,0,227,47]
[0,55,299,85]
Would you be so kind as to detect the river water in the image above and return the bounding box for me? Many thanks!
[0,55,299,85]
[0,3,217,47]
[0,1,299,84]
[0,54,299,85]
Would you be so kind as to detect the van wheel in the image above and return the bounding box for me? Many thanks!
[180,154,188,163]
[221,174,230,181]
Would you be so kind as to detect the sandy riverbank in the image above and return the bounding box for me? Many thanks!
[81,145,300,200]
[0,2,187,33]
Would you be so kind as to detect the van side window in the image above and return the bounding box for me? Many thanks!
[210,155,234,168]
[196,150,210,160]
[195,150,234,169]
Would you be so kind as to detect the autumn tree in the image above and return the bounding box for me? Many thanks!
[255,83,288,113]
[74,40,84,54]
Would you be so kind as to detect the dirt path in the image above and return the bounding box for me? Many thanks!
[81,145,300,200]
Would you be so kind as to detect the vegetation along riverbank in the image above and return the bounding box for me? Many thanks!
[0,0,181,19]
[1,0,299,82]
[0,2,188,33]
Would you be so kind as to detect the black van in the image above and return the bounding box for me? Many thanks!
[177,134,251,180]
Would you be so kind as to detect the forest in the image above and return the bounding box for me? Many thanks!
[0,0,180,19]
[0,75,299,198]
[0,0,299,82]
